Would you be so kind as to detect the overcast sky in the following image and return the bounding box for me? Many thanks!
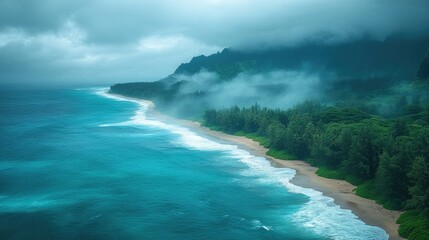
[1,0,429,87]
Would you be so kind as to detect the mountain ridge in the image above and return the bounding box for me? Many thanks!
[110,35,429,117]
[174,36,429,81]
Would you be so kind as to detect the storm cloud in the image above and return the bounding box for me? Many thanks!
[1,0,429,87]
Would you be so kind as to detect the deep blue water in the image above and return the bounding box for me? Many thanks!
[0,88,388,240]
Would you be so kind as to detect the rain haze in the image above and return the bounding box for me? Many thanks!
[1,0,429,87]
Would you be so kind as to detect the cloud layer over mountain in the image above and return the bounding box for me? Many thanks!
[1,0,428,87]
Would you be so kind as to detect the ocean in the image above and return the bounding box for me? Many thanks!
[0,88,388,240]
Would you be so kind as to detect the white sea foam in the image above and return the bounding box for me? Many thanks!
[237,154,387,240]
[251,219,272,231]
[96,89,388,240]
[0,195,69,213]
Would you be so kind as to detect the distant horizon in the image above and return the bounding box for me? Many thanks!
[1,0,429,87]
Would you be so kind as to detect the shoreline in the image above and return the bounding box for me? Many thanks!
[178,120,403,240]
[107,92,403,240]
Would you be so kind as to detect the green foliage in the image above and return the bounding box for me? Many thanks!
[205,125,223,132]
[317,107,371,124]
[267,121,288,149]
[375,151,402,208]
[397,211,429,240]
[110,81,170,99]
[344,175,365,186]
[406,156,429,212]
[284,114,313,159]
[266,149,296,160]
[242,133,270,148]
[203,100,429,238]
[355,181,376,198]
[355,180,397,209]
[392,119,409,138]
[316,167,346,180]
[233,130,247,136]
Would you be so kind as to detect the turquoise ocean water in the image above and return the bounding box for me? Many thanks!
[0,88,388,240]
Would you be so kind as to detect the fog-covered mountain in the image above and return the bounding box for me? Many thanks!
[175,36,429,80]
[110,35,429,117]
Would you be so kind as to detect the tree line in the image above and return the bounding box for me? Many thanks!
[203,101,429,239]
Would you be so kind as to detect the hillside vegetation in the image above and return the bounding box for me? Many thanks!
[110,35,429,239]
[202,98,429,239]
[111,36,429,118]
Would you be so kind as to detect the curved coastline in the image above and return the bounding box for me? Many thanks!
[104,91,402,240]
[179,120,403,240]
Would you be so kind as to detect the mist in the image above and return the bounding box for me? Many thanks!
[159,70,324,116]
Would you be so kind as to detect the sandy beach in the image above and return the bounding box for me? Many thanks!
[178,120,404,240]
[110,93,403,240]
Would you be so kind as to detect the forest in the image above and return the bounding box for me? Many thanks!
[110,37,429,239]
[203,96,429,239]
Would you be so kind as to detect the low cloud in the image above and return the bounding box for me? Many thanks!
[172,70,323,110]
[1,0,429,86]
